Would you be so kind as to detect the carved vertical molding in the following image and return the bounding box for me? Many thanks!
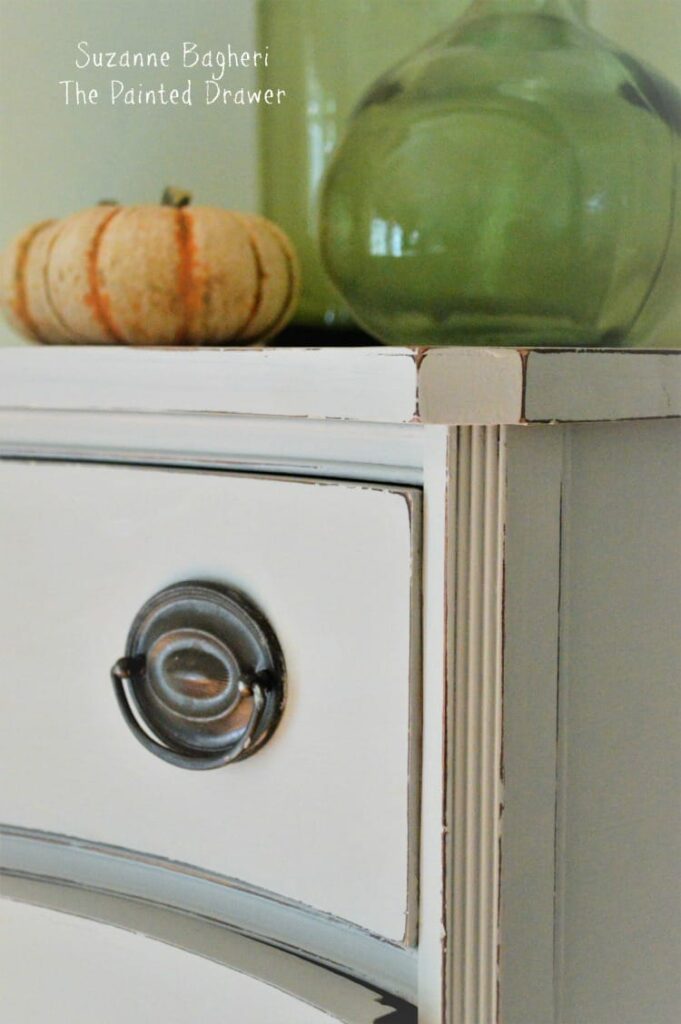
[446,426,506,1024]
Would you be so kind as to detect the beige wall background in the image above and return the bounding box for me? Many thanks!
[0,0,679,348]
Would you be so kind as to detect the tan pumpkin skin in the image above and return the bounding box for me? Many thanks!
[0,222,45,340]
[0,220,68,343]
[47,206,127,344]
[22,221,84,344]
[0,203,299,345]
[236,215,300,342]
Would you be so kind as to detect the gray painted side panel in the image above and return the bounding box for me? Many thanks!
[556,420,681,1024]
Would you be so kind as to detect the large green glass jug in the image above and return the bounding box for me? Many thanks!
[257,0,456,331]
[320,0,681,346]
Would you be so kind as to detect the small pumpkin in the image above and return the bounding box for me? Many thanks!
[0,188,299,345]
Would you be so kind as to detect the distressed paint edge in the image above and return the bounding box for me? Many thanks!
[0,874,416,1024]
[402,487,425,948]
[0,825,416,1005]
[0,409,427,487]
[416,424,453,1022]
[416,349,525,426]
[0,347,423,425]
[1,346,677,425]
[524,350,681,423]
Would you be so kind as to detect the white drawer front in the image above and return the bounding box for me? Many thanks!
[0,899,337,1023]
[0,460,419,941]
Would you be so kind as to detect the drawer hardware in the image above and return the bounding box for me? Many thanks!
[110,581,286,770]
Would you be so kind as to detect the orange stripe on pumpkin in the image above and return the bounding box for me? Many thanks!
[174,209,199,343]
[12,221,54,340]
[84,208,125,343]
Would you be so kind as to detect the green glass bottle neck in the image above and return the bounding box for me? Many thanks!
[467,0,587,21]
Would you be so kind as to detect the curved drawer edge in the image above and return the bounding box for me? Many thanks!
[0,825,416,1011]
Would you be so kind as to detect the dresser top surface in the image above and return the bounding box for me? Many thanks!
[0,346,678,426]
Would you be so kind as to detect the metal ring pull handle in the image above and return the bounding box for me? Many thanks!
[111,658,269,770]
[110,582,286,771]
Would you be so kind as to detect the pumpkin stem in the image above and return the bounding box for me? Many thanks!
[98,200,120,206]
[162,187,193,209]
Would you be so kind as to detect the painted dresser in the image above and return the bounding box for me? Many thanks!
[0,347,679,1024]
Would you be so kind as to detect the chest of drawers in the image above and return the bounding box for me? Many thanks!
[0,346,679,1024]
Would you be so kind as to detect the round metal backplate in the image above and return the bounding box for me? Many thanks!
[124,581,286,762]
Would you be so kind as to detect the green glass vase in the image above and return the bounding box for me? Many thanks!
[320,0,681,346]
[257,0,456,331]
